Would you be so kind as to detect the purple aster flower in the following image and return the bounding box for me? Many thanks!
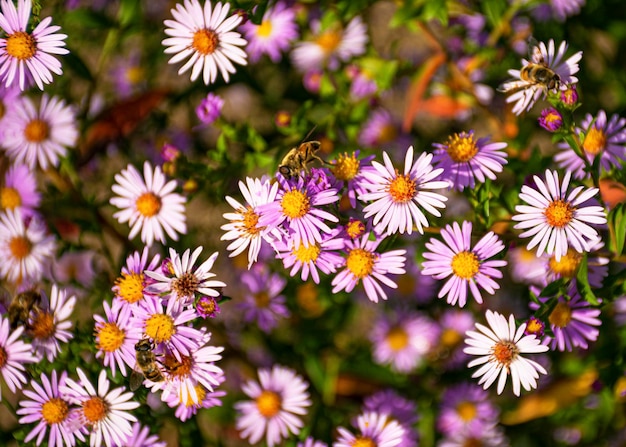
[0,315,37,400]
[524,316,546,338]
[554,110,626,179]
[436,309,476,368]
[195,92,224,125]
[331,233,406,303]
[235,364,312,447]
[1,164,40,217]
[499,39,582,115]
[432,131,508,191]
[240,1,298,63]
[303,69,323,93]
[422,221,507,307]
[164,373,226,421]
[363,390,419,447]
[17,371,84,447]
[508,245,549,285]
[359,145,448,236]
[438,424,510,447]
[0,0,69,90]
[108,51,145,98]
[347,65,378,100]
[298,438,328,447]
[512,169,607,261]
[114,422,166,447]
[196,295,221,318]
[236,265,290,332]
[370,310,440,373]
[437,382,499,436]
[561,85,578,105]
[334,411,405,447]
[358,108,412,151]
[538,107,563,132]
[257,174,339,250]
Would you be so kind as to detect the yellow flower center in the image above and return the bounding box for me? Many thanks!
[172,272,199,300]
[296,282,323,316]
[492,340,518,366]
[451,251,480,280]
[378,123,398,144]
[6,31,37,60]
[293,243,321,263]
[386,326,409,351]
[125,66,144,84]
[582,127,606,156]
[441,328,462,348]
[548,250,581,278]
[256,390,281,418]
[346,248,375,279]
[352,437,377,447]
[240,207,262,236]
[544,199,574,228]
[525,318,544,335]
[115,272,144,304]
[24,119,50,143]
[345,219,365,239]
[42,397,69,425]
[182,384,207,407]
[281,189,310,219]
[456,401,478,422]
[549,301,573,328]
[197,298,217,316]
[0,100,5,119]
[332,152,360,181]
[315,30,341,53]
[9,236,31,260]
[1,187,22,210]
[445,132,479,163]
[145,313,175,343]
[30,311,55,339]
[0,346,6,368]
[82,396,108,425]
[254,291,270,308]
[135,192,161,217]
[96,322,126,353]
[388,174,416,203]
[163,352,193,378]
[257,20,273,38]
[192,28,219,55]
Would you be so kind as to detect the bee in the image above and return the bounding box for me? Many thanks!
[278,140,324,180]
[8,289,42,330]
[130,337,164,391]
[498,39,561,94]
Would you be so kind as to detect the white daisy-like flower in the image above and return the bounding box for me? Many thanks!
[358,145,448,236]
[145,246,226,307]
[110,161,187,248]
[162,0,247,85]
[511,169,607,262]
[464,310,549,396]
[0,209,55,285]
[499,39,582,115]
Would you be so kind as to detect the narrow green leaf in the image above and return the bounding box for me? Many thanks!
[608,203,626,256]
[576,254,599,305]
[62,49,94,82]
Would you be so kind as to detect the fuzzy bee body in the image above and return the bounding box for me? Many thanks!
[278,141,324,180]
[8,290,42,330]
[498,40,561,94]
[130,338,164,391]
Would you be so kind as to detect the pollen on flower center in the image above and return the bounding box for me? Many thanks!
[441,328,462,347]
[97,322,126,352]
[254,291,270,307]
[163,352,193,378]
[241,207,262,236]
[183,384,207,407]
[281,189,310,219]
[82,396,108,425]
[492,340,518,366]
[136,192,161,217]
[24,119,50,143]
[346,248,375,279]
[549,302,573,328]
[145,313,175,343]
[115,272,144,304]
[386,326,409,351]
[257,20,273,38]
[0,346,7,368]
[544,199,574,228]
[345,219,365,239]
[0,100,5,119]
[378,123,398,144]
[450,251,480,280]
[192,28,219,55]
[549,250,581,277]
[388,174,417,203]
[316,30,341,53]
[445,132,479,163]
[172,272,200,300]
[1,187,22,210]
[256,390,281,418]
[42,397,69,425]
[456,401,478,422]
[6,31,37,60]
[30,311,55,339]
[332,152,360,181]
[582,127,606,155]
[293,243,321,263]
[9,236,31,259]
[352,437,376,447]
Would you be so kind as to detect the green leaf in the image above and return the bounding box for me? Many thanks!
[65,9,117,29]
[608,203,626,256]
[535,297,558,321]
[576,254,599,305]
[539,278,566,298]
[422,0,448,25]
[62,49,94,82]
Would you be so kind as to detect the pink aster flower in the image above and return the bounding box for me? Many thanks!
[235,364,312,447]
[164,374,226,421]
[113,246,161,309]
[331,233,406,303]
[17,371,84,447]
[60,369,140,447]
[554,110,626,179]
[464,310,549,396]
[363,390,419,447]
[240,1,298,63]
[257,175,339,250]
[438,424,510,447]
[0,164,40,216]
[334,411,405,447]
[162,0,248,85]
[110,161,187,247]
[299,438,328,447]
[422,221,507,308]
[436,309,476,369]
[113,422,166,447]
[437,382,499,437]
[538,107,563,132]
[431,131,508,191]
[511,169,607,262]
[195,92,224,125]
[0,0,69,90]
[359,146,448,236]
[0,315,37,400]
[358,108,411,151]
[2,94,77,170]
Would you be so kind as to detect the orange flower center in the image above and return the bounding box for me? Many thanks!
[9,236,31,260]
[83,396,108,425]
[315,30,341,53]
[293,243,321,263]
[30,310,55,339]
[24,119,50,143]
[352,437,376,447]
[6,31,37,60]
[1,187,22,210]
[582,127,606,155]
[386,326,409,351]
[445,132,479,163]
[96,322,126,353]
[451,251,479,280]
[136,192,161,217]
[548,250,581,278]
[115,272,145,304]
[42,397,69,425]
[492,340,518,366]
[254,291,270,308]
[163,352,193,378]
[257,20,273,38]
[549,301,573,328]
[346,248,375,279]
[172,272,199,300]
[256,390,281,418]
[544,199,574,228]
[145,313,175,343]
[192,29,219,55]
[456,401,478,422]
[388,174,416,203]
[332,153,360,181]
[281,189,310,219]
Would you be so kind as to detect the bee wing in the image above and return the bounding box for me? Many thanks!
[129,367,145,391]
[497,80,530,94]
